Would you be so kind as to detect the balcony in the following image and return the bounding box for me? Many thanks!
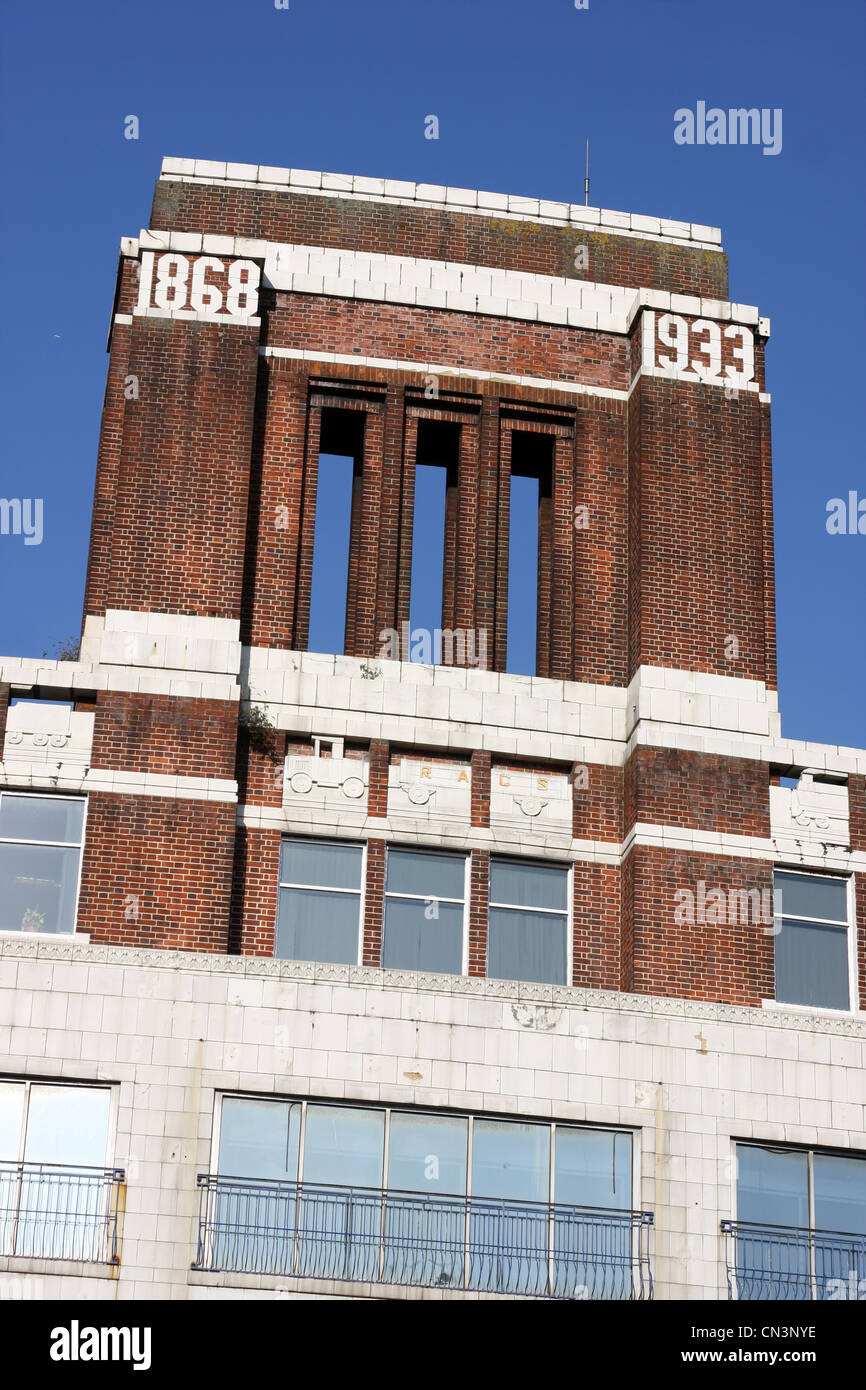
[0,1162,124,1264]
[194,1175,654,1298]
[722,1220,866,1300]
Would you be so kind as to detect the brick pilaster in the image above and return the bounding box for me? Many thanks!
[470,750,491,828]
[468,849,490,977]
[362,838,386,967]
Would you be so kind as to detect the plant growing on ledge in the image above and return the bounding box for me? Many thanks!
[239,703,280,762]
[41,636,81,661]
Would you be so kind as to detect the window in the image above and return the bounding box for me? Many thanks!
[727,1143,866,1300]
[408,421,458,665]
[773,870,852,1010]
[275,838,363,965]
[507,430,554,677]
[307,407,365,656]
[383,847,466,974]
[0,1079,116,1262]
[0,793,85,935]
[198,1096,646,1297]
[487,858,569,985]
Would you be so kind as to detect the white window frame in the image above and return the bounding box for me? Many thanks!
[733,1140,866,1233]
[487,856,573,986]
[0,1077,116,1169]
[770,868,858,1014]
[0,790,88,939]
[213,1091,635,1211]
[383,844,470,975]
[275,835,366,966]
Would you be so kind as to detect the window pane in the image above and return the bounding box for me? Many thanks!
[303,1105,384,1188]
[308,450,354,656]
[0,795,84,844]
[0,1082,25,1160]
[218,1098,300,1181]
[23,1085,110,1167]
[472,1119,549,1203]
[470,1119,550,1293]
[0,844,82,933]
[382,897,463,974]
[276,886,360,965]
[737,1146,809,1228]
[386,849,464,901]
[775,919,849,1009]
[387,1112,467,1196]
[279,839,361,891]
[814,1154,866,1236]
[555,1128,632,1210]
[487,906,567,985]
[774,872,847,923]
[490,859,567,911]
[384,1111,467,1290]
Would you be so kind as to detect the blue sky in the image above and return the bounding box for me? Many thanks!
[0,0,862,748]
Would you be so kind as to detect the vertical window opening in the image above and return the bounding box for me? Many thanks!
[507,432,553,677]
[408,420,459,665]
[308,409,364,655]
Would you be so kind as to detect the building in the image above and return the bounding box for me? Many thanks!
[0,157,864,1302]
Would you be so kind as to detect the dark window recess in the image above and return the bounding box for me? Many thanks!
[308,409,365,657]
[407,419,460,665]
[507,432,554,678]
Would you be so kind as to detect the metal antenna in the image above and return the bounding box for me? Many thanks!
[584,140,590,207]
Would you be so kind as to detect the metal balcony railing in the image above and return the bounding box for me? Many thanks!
[722,1219,866,1300]
[0,1162,124,1264]
[194,1174,654,1298]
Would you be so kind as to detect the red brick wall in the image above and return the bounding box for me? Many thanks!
[367,741,389,818]
[151,180,728,299]
[849,776,866,853]
[82,258,139,619]
[101,316,260,620]
[856,872,866,1012]
[627,375,773,682]
[622,846,775,1004]
[92,693,238,780]
[362,838,386,966]
[573,862,621,990]
[78,792,236,952]
[471,751,491,828]
[265,295,629,393]
[232,826,281,957]
[625,748,770,837]
[0,683,9,748]
[573,762,622,842]
[468,849,490,977]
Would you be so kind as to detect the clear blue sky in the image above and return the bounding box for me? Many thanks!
[0,0,862,748]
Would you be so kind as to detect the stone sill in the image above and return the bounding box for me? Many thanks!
[188,1268,540,1301]
[0,1254,116,1279]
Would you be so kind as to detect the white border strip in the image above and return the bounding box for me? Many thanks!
[159,158,724,251]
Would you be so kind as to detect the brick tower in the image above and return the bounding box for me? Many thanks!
[0,159,863,1302]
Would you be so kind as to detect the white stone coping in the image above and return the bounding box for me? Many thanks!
[2,650,864,775]
[158,157,724,251]
[1,933,864,1036]
[0,763,237,803]
[134,229,761,332]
